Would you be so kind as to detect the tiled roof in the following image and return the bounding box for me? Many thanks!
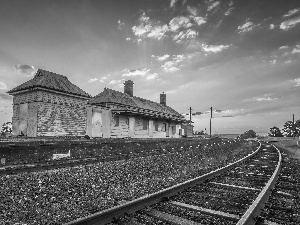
[7,69,91,98]
[89,88,185,119]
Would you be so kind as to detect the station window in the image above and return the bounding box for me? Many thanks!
[172,125,176,134]
[162,123,166,132]
[143,118,148,130]
[114,116,119,126]
[154,120,159,131]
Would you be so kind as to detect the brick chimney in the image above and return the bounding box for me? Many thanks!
[160,92,166,106]
[124,80,134,97]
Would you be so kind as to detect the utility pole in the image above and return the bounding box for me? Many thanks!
[210,107,212,137]
[189,107,192,124]
[293,114,294,124]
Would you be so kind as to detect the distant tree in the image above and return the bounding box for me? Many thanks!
[268,126,283,137]
[194,130,206,135]
[282,121,299,137]
[240,130,256,139]
[295,119,300,136]
[1,122,12,135]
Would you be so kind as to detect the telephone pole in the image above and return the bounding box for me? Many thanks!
[293,114,294,124]
[210,107,212,137]
[189,107,192,124]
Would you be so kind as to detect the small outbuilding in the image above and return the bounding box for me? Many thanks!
[7,69,92,136]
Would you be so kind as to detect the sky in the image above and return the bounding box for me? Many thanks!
[0,0,300,135]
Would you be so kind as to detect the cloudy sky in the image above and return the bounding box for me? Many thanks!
[0,0,300,134]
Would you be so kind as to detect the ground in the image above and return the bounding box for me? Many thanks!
[262,136,300,160]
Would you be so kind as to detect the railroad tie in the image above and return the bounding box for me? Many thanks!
[209,181,260,191]
[169,201,240,222]
[145,209,201,225]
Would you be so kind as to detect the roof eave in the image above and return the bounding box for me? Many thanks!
[7,87,92,99]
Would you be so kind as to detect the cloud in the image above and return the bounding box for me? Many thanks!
[187,6,197,16]
[89,74,110,83]
[292,45,300,54]
[161,61,180,72]
[147,24,169,39]
[169,16,193,32]
[132,24,151,37]
[202,44,229,53]
[118,20,125,30]
[173,54,185,63]
[131,10,205,43]
[280,16,300,30]
[207,1,220,12]
[283,8,300,17]
[14,64,37,77]
[100,74,110,81]
[170,0,178,8]
[238,21,254,33]
[152,54,170,61]
[294,78,300,87]
[173,29,197,42]
[188,108,245,118]
[279,45,288,49]
[269,24,275,29]
[247,94,278,102]
[186,5,206,26]
[146,73,158,80]
[225,1,234,16]
[122,68,150,77]
[161,55,186,72]
[88,78,98,82]
[193,17,206,26]
[109,79,124,85]
[132,12,169,40]
[0,82,7,90]
[0,93,12,100]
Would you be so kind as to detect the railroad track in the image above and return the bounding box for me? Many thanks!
[255,147,300,225]
[63,142,284,225]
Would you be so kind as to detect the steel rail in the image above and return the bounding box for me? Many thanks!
[236,144,282,225]
[64,142,262,225]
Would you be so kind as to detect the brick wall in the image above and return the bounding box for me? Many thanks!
[37,102,87,136]
[13,90,88,107]
[12,90,89,136]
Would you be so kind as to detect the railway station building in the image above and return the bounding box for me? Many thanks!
[7,69,188,138]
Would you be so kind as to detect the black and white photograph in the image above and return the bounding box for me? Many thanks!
[0,0,299,224]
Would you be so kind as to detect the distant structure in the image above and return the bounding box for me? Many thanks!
[7,69,188,138]
[182,124,194,137]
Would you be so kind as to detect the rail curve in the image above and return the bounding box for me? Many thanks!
[65,142,280,225]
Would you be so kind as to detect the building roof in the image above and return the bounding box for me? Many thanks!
[7,69,91,98]
[89,88,186,121]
